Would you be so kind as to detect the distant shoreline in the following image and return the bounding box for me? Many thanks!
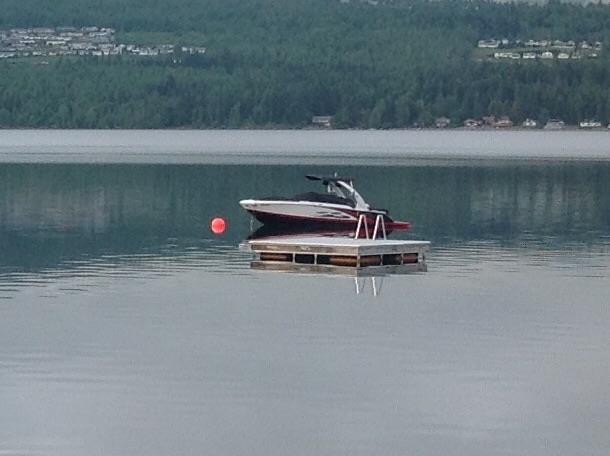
[1,129,608,166]
[1,126,609,132]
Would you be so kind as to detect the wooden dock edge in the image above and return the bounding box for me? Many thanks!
[248,237,431,270]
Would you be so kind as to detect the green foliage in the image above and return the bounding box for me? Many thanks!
[0,0,609,128]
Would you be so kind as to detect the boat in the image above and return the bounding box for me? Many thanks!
[239,175,411,230]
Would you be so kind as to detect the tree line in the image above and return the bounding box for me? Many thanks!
[0,0,609,128]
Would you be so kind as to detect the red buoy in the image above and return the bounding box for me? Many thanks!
[210,217,227,234]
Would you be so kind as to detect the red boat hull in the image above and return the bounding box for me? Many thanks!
[247,209,411,231]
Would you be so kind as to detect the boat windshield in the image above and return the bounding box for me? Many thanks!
[328,182,349,199]
[328,181,369,210]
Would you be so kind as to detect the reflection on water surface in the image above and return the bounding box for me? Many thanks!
[0,160,609,456]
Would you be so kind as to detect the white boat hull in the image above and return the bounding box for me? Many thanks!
[240,199,364,224]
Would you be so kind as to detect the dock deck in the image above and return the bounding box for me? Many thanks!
[247,235,430,273]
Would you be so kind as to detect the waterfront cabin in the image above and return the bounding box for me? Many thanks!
[463,119,480,128]
[495,116,513,128]
[544,119,565,130]
[579,120,602,129]
[435,117,451,128]
[478,39,500,49]
[522,119,537,128]
[312,116,333,128]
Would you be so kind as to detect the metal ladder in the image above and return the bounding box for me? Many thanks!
[354,213,386,240]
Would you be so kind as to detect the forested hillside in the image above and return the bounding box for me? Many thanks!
[0,0,609,128]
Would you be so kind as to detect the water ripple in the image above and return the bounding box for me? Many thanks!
[0,244,253,300]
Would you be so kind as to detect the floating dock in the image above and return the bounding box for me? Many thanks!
[247,236,430,275]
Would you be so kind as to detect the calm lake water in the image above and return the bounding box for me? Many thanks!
[0,130,609,456]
